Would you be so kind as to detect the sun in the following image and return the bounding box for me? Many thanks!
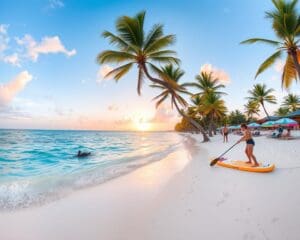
[136,121,152,131]
[129,110,154,131]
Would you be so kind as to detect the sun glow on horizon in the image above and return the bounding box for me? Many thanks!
[131,111,153,131]
[136,121,152,131]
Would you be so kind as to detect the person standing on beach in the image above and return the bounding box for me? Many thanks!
[238,123,259,167]
[222,124,229,143]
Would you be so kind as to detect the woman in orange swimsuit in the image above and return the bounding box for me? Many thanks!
[238,123,259,167]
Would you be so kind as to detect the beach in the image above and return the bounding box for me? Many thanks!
[1,133,300,240]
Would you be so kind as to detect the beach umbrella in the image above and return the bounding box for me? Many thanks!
[274,118,298,127]
[248,122,261,128]
[261,121,275,128]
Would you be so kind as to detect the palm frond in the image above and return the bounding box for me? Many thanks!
[147,50,177,58]
[282,54,297,88]
[155,94,169,108]
[102,31,131,51]
[97,50,136,64]
[145,35,176,54]
[105,62,134,81]
[152,90,168,101]
[255,50,282,78]
[144,24,163,50]
[240,38,281,46]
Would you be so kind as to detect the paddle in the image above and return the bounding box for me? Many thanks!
[210,141,240,166]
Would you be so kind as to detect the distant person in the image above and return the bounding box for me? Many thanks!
[77,150,91,157]
[272,125,284,138]
[278,125,284,137]
[222,124,229,143]
[238,124,259,167]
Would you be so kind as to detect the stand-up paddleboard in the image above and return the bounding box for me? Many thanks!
[217,160,275,173]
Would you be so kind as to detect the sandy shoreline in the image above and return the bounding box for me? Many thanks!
[1,133,300,240]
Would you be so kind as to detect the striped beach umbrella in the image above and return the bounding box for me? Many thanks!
[248,122,261,128]
[274,118,298,127]
[261,121,275,128]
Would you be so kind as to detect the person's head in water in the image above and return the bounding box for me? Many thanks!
[240,123,248,131]
[78,150,81,155]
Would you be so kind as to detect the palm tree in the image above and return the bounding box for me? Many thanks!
[197,92,227,137]
[151,65,210,141]
[97,11,209,140]
[182,72,226,97]
[275,107,290,116]
[244,100,260,120]
[97,11,179,95]
[247,84,277,118]
[241,0,300,88]
[281,93,300,112]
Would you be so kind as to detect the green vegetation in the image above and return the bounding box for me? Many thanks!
[241,0,300,88]
[247,84,277,118]
[97,11,210,141]
[98,3,300,138]
[281,93,300,112]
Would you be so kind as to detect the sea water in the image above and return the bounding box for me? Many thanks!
[0,129,182,210]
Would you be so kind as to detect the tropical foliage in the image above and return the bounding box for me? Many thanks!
[97,11,179,95]
[98,11,210,141]
[197,92,227,136]
[281,93,300,112]
[241,0,300,88]
[227,110,247,125]
[244,100,260,120]
[247,84,277,118]
[275,107,290,116]
[182,72,226,97]
[150,65,210,141]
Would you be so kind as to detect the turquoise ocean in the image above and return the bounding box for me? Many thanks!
[0,130,182,210]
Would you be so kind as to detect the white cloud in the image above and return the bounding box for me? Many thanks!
[0,71,33,106]
[48,0,64,9]
[3,53,21,67]
[97,65,113,83]
[0,24,8,34]
[16,34,76,61]
[0,24,9,53]
[200,63,231,85]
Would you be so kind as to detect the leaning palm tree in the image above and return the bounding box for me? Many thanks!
[244,100,260,120]
[97,11,209,140]
[241,0,300,88]
[97,11,179,95]
[247,84,277,118]
[198,92,227,137]
[151,65,209,141]
[182,72,226,97]
[281,93,300,112]
[275,107,290,116]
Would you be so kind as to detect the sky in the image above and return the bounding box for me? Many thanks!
[0,0,299,131]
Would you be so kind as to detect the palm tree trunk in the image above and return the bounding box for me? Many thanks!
[142,64,210,142]
[208,115,213,137]
[172,98,210,142]
[208,122,213,137]
[212,122,217,135]
[261,101,270,119]
[289,49,300,80]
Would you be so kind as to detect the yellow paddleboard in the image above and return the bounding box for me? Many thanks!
[217,160,275,173]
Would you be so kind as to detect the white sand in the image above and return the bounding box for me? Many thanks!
[1,133,300,240]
